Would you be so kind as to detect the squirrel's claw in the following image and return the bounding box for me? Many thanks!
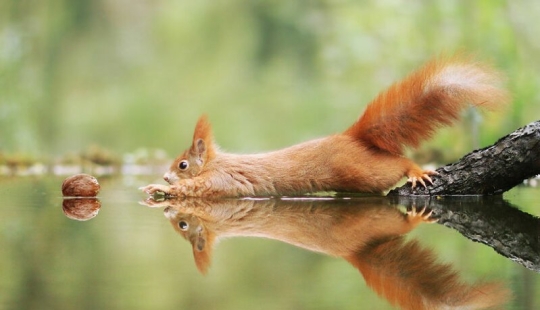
[407,170,439,189]
[139,184,171,195]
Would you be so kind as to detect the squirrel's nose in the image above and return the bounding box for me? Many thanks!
[163,172,177,184]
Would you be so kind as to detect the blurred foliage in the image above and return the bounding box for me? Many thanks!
[1,0,540,161]
[2,3,539,308]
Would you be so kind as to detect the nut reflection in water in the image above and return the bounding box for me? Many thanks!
[62,198,101,221]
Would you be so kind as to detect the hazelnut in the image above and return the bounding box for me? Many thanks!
[61,174,100,197]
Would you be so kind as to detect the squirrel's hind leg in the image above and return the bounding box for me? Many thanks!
[402,159,439,188]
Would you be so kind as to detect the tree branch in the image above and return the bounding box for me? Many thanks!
[389,120,540,196]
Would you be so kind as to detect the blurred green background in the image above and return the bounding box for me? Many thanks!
[1,0,539,163]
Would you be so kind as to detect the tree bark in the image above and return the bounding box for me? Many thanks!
[389,120,540,196]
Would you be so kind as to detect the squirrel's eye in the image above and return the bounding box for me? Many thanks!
[178,221,189,231]
[178,160,189,170]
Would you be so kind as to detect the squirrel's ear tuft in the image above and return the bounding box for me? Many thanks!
[192,115,216,161]
[193,114,213,142]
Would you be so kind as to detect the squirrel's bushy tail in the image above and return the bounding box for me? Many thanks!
[344,57,509,154]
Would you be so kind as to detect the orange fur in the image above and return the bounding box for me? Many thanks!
[155,198,510,309]
[141,56,508,197]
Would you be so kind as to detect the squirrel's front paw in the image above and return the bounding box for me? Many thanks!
[139,184,172,196]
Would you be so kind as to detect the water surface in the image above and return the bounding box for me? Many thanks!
[1,176,538,310]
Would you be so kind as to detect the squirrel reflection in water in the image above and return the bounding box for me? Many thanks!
[145,198,510,310]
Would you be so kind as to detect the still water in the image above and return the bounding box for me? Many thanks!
[1,176,539,310]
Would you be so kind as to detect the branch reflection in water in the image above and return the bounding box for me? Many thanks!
[143,197,509,310]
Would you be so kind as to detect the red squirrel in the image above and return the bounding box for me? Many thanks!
[141,57,508,197]
[145,198,510,309]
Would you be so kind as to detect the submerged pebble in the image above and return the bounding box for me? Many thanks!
[61,174,100,197]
